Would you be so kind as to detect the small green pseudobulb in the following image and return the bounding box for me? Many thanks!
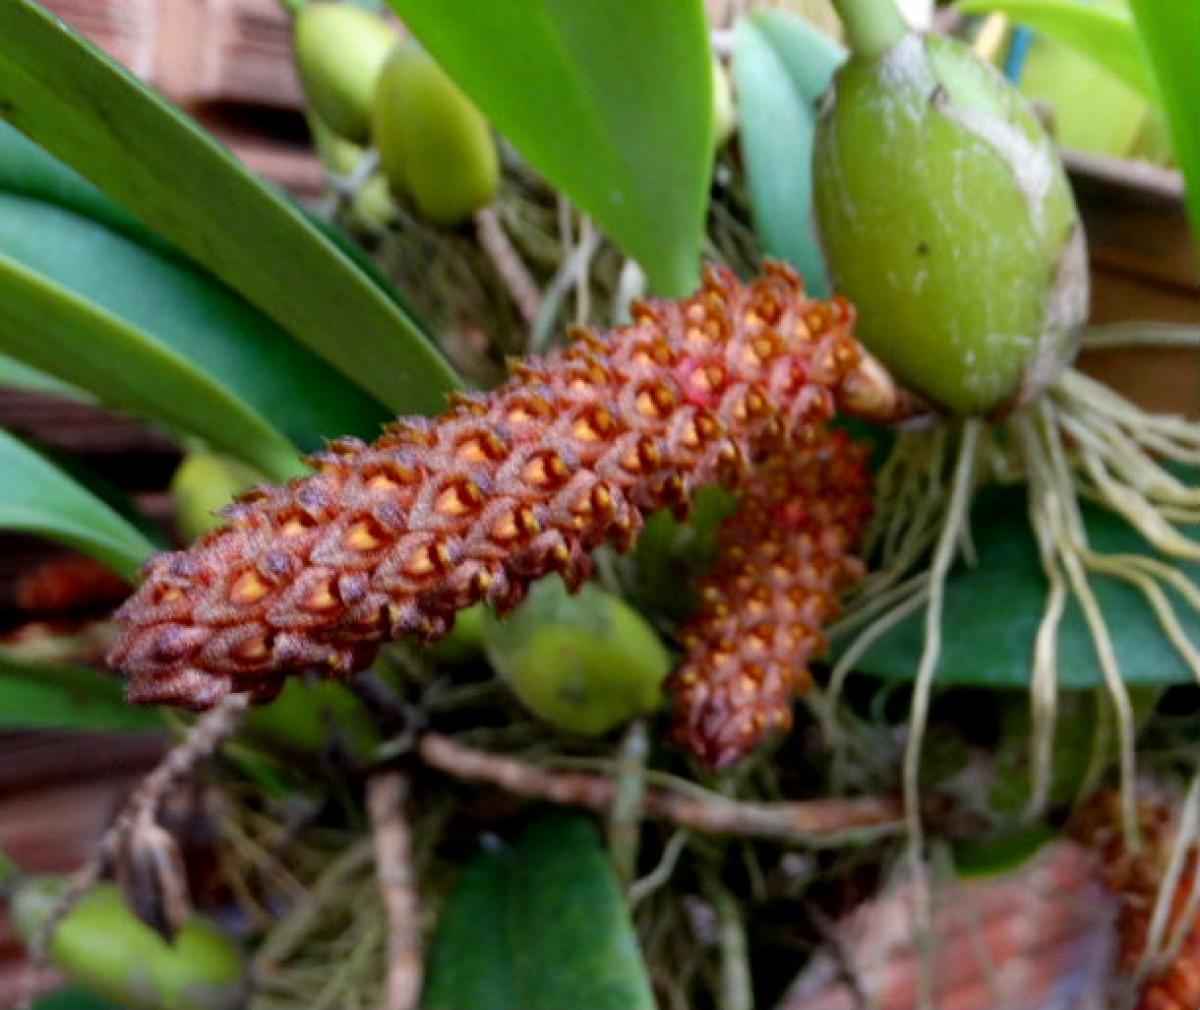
[372,42,500,226]
[10,879,244,1010]
[294,3,395,143]
[814,30,1087,416]
[482,576,671,736]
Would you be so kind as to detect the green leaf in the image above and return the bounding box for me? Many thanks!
[956,0,1156,98]
[424,811,656,1010]
[32,986,123,1010]
[0,248,301,481]
[1128,0,1200,247]
[0,351,87,400]
[0,120,412,331]
[0,431,157,580]
[0,656,159,732]
[386,0,713,297]
[0,193,389,452]
[0,121,156,246]
[846,481,1200,688]
[0,0,460,414]
[735,12,845,298]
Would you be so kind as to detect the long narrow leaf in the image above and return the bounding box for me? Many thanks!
[956,0,1156,98]
[386,0,713,297]
[735,12,845,297]
[0,431,158,580]
[1128,0,1200,247]
[0,194,389,450]
[0,120,421,352]
[0,351,86,399]
[0,253,302,481]
[0,656,160,731]
[0,121,154,246]
[0,0,461,414]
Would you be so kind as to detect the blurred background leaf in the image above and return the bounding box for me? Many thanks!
[385,0,713,297]
[735,10,845,297]
[424,811,657,1009]
[0,656,159,732]
[0,0,461,414]
[957,0,1155,97]
[0,431,158,580]
[1128,0,1200,247]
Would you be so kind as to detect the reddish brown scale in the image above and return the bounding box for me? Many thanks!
[666,429,871,769]
[109,263,874,710]
[1072,790,1200,1010]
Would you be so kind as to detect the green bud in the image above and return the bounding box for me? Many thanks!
[482,577,670,736]
[10,879,244,1010]
[372,42,500,226]
[171,452,263,543]
[295,3,395,143]
[813,32,1087,416]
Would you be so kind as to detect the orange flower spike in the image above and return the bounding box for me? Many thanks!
[109,263,879,710]
[1072,790,1200,1010]
[667,429,872,769]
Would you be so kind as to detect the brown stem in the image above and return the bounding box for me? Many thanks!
[417,733,902,844]
[15,694,249,1010]
[366,771,422,1010]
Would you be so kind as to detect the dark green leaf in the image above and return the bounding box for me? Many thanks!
[32,987,123,1010]
[0,656,160,732]
[956,0,1155,98]
[0,431,157,580]
[0,248,301,481]
[424,811,656,1010]
[0,121,155,246]
[0,193,389,452]
[1128,0,1200,247]
[0,351,86,400]
[0,0,460,413]
[386,0,712,297]
[735,12,844,297]
[846,481,1200,688]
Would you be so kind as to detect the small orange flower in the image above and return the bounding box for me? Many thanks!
[668,429,871,768]
[1073,790,1200,1010]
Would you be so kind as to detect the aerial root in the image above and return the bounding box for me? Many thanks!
[1139,772,1200,990]
[825,359,1200,863]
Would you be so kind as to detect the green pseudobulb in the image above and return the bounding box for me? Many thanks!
[482,576,671,736]
[814,33,1087,416]
[372,42,499,227]
[10,880,244,1010]
[294,3,395,144]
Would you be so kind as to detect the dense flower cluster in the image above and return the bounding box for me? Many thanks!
[109,263,884,763]
[667,430,870,767]
[1073,790,1200,1010]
